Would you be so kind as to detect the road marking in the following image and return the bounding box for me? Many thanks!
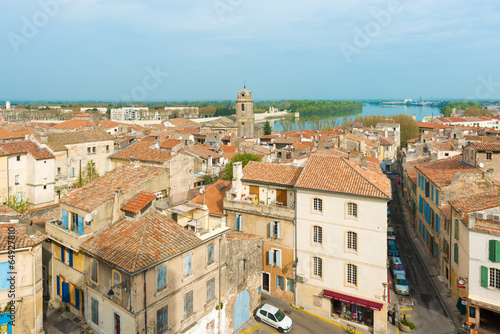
[400,307,413,311]
[290,304,363,334]
[400,314,411,318]
[239,324,262,334]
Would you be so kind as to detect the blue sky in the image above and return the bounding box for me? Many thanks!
[1,0,500,101]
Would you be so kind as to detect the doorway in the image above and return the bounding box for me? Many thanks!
[114,313,120,334]
[262,272,270,293]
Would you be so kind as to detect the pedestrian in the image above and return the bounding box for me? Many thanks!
[391,307,396,325]
[387,309,391,322]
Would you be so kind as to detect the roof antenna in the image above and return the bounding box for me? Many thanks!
[244,81,246,89]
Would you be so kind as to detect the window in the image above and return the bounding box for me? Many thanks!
[57,167,61,175]
[286,278,294,292]
[454,220,459,240]
[106,145,110,152]
[70,167,75,178]
[16,156,20,161]
[313,226,322,245]
[184,253,193,277]
[313,257,323,278]
[87,147,91,154]
[43,185,47,190]
[489,268,500,289]
[269,221,281,238]
[14,175,19,185]
[92,146,96,154]
[183,290,193,319]
[112,270,122,298]
[347,231,357,251]
[157,304,168,333]
[454,243,459,264]
[91,297,99,325]
[206,278,215,303]
[486,152,492,160]
[91,259,98,284]
[207,243,215,265]
[268,249,281,267]
[313,198,323,213]
[347,264,357,286]
[276,275,284,290]
[238,259,247,286]
[235,214,242,231]
[347,202,358,218]
[157,264,167,291]
[241,103,245,111]
[489,240,500,263]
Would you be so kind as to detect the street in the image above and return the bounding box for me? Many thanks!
[236,294,346,334]
[388,175,457,334]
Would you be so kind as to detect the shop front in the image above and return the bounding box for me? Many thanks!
[323,290,383,328]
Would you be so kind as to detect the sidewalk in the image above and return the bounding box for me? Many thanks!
[44,302,94,334]
[395,180,467,334]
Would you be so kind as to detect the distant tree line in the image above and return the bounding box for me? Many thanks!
[287,100,363,115]
[438,101,481,117]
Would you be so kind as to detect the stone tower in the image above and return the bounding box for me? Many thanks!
[236,87,254,138]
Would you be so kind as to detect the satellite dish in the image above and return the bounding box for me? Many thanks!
[85,214,92,223]
[479,163,485,168]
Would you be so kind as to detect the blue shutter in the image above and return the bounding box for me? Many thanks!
[276,222,281,239]
[68,249,73,267]
[57,276,60,296]
[276,250,281,267]
[157,265,167,291]
[419,196,423,213]
[436,190,439,205]
[426,230,429,246]
[433,241,436,257]
[78,215,84,236]
[268,250,273,266]
[62,282,70,303]
[431,185,434,201]
[61,246,65,263]
[75,287,80,310]
[269,222,274,237]
[437,246,440,262]
[436,215,440,236]
[62,209,68,229]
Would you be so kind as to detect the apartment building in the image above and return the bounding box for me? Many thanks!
[463,142,500,180]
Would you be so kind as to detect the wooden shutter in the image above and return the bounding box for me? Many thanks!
[157,265,167,291]
[62,209,68,229]
[276,189,287,206]
[77,215,84,236]
[489,240,496,262]
[481,266,489,287]
[184,254,192,277]
[68,249,73,267]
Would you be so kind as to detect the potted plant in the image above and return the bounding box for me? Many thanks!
[398,319,415,332]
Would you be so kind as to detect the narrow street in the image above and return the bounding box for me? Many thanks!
[388,175,459,334]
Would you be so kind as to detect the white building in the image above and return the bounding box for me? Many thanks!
[294,154,391,334]
[5,101,10,110]
[110,107,148,121]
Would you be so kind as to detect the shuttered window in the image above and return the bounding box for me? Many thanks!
[91,259,98,283]
[238,260,246,286]
[489,240,500,263]
[454,220,459,240]
[183,290,193,319]
[207,278,215,303]
[207,243,215,265]
[91,297,99,325]
[157,304,168,333]
[481,266,489,287]
[184,253,193,277]
[157,264,167,291]
[454,243,459,264]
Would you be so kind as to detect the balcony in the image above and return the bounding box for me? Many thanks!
[223,194,295,221]
[46,221,93,250]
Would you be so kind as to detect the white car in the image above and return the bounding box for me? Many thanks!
[254,303,293,333]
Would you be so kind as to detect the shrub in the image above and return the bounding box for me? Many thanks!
[401,319,416,330]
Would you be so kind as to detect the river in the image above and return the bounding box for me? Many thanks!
[268,103,441,132]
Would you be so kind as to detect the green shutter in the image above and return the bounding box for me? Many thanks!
[454,221,459,240]
[481,266,489,287]
[490,240,497,262]
[454,243,459,263]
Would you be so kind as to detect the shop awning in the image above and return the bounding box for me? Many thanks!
[323,290,384,311]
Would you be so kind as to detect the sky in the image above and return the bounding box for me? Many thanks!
[1,0,500,102]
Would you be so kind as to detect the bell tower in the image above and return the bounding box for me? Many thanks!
[236,85,254,138]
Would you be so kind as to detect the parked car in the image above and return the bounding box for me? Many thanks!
[254,304,293,333]
[388,240,399,256]
[387,227,395,240]
[390,257,405,277]
[395,273,410,295]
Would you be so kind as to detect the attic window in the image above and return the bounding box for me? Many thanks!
[16,156,20,161]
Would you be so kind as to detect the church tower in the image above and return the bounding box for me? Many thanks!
[236,86,254,138]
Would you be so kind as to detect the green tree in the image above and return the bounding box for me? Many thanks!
[75,161,100,188]
[263,120,272,135]
[4,193,30,213]
[222,153,262,181]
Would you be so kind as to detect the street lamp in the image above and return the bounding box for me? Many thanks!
[107,281,128,300]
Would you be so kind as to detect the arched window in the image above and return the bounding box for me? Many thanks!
[313,198,323,213]
[347,231,357,251]
[241,103,245,111]
[347,202,358,218]
[313,226,322,245]
[313,257,323,278]
[347,264,357,286]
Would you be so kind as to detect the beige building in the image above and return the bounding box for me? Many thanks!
[0,223,46,333]
[463,142,500,180]
[295,154,391,334]
[32,130,115,197]
[0,141,55,208]
[46,165,170,321]
[224,161,302,303]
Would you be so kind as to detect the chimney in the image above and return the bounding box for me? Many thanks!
[468,213,475,229]
[231,162,243,199]
[208,154,213,170]
[361,155,367,168]
[41,134,49,143]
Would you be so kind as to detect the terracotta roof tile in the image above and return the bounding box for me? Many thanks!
[415,157,480,188]
[34,130,114,152]
[402,157,431,175]
[379,135,395,146]
[97,120,127,128]
[439,205,452,220]
[0,129,33,140]
[0,141,54,160]
[121,191,157,214]
[295,154,391,199]
[226,230,263,241]
[81,211,202,274]
[471,142,500,152]
[242,161,303,187]
[184,146,222,160]
[450,190,500,213]
[54,120,96,130]
[60,164,167,212]
[165,118,198,127]
[0,224,46,251]
[0,204,19,215]
[191,179,232,216]
[111,139,173,163]
[160,139,182,149]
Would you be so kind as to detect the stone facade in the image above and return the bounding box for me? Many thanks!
[236,89,255,138]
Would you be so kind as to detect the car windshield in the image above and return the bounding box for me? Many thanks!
[397,278,408,285]
[275,309,285,322]
[394,264,404,271]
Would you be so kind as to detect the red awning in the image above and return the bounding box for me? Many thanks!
[323,290,383,311]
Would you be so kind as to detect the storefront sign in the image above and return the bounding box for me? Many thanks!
[462,297,467,302]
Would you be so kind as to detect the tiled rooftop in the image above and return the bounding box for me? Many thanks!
[160,139,182,149]
[54,120,96,130]
[191,179,232,216]
[81,211,202,274]
[0,141,54,160]
[35,129,114,152]
[450,190,500,213]
[59,164,167,212]
[0,204,19,215]
[0,224,46,251]
[184,145,222,160]
[379,135,395,146]
[295,154,391,199]
[471,142,500,152]
[165,118,197,127]
[111,139,173,163]
[242,161,303,187]
[415,156,480,188]
[121,191,157,214]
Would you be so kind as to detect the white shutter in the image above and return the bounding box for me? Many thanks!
[276,222,281,239]
[268,250,274,266]
[276,250,281,267]
[269,222,274,237]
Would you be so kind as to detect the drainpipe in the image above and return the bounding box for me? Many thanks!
[218,236,222,334]
[293,190,298,307]
[30,248,37,333]
[7,157,10,199]
[144,271,147,333]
